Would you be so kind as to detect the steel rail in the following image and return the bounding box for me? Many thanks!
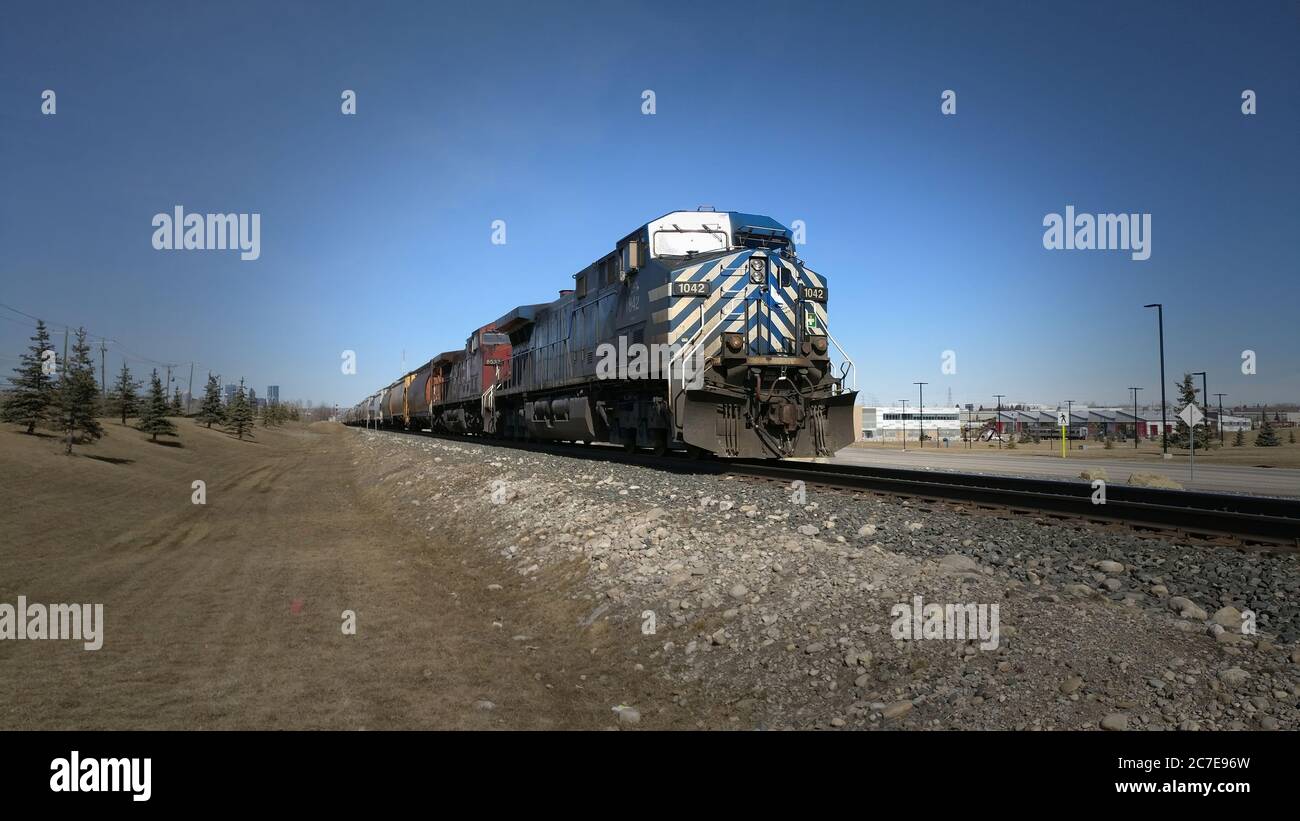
[725,459,1300,547]
[361,428,1300,548]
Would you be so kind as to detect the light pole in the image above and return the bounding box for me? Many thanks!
[1213,393,1227,445]
[1143,304,1168,454]
[914,382,928,448]
[993,394,1005,449]
[898,399,908,451]
[1129,387,1143,449]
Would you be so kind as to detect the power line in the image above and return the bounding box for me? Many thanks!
[0,300,214,388]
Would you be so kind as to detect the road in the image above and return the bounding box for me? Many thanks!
[829,446,1300,498]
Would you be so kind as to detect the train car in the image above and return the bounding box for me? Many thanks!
[345,209,856,458]
[401,361,432,429]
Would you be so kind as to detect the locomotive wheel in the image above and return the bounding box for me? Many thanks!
[651,430,668,457]
[622,438,637,454]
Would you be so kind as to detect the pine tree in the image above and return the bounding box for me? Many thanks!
[110,361,139,425]
[196,373,225,428]
[1233,429,1245,447]
[1170,373,1212,450]
[1254,409,1280,447]
[1,319,57,434]
[138,369,177,442]
[170,387,184,416]
[1290,429,1297,445]
[225,378,255,440]
[59,328,103,453]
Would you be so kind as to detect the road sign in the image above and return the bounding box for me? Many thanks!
[1179,403,1205,483]
[1178,404,1204,427]
[1057,411,1068,427]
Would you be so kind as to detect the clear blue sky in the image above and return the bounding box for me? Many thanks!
[2,0,1296,410]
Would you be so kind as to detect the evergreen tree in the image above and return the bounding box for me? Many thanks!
[170,387,184,416]
[1290,429,1296,445]
[138,369,177,442]
[59,328,103,453]
[196,373,225,428]
[1233,429,1245,447]
[1254,409,1280,447]
[1,319,57,434]
[225,378,255,440]
[261,401,280,427]
[1169,373,1212,450]
[110,361,139,425]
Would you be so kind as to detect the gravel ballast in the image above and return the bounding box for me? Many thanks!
[353,430,1300,731]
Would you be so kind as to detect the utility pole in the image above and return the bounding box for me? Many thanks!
[899,399,908,451]
[993,394,1005,449]
[1129,387,1143,449]
[99,339,107,402]
[914,382,928,448]
[1213,392,1227,446]
[188,363,195,414]
[1143,304,1168,454]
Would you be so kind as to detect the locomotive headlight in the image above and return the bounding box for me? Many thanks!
[810,335,828,355]
[724,332,745,354]
[748,256,766,284]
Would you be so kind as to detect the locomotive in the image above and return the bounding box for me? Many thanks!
[344,209,857,458]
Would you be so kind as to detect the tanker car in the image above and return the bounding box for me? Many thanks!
[343,209,857,458]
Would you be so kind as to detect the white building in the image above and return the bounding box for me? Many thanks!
[1209,412,1251,432]
[861,406,963,442]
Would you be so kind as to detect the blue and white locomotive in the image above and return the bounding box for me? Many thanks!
[488,209,857,458]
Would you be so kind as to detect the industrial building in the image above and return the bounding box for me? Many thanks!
[859,404,1254,443]
[860,406,963,442]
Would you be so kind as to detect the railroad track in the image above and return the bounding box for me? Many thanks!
[364,427,1300,549]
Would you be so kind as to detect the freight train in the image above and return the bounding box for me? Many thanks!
[342,209,857,458]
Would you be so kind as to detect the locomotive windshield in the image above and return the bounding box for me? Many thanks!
[734,225,791,251]
[651,227,728,257]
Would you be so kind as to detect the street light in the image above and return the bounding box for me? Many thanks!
[914,382,928,448]
[898,399,908,451]
[993,394,1005,449]
[1143,304,1168,454]
[1129,387,1143,449]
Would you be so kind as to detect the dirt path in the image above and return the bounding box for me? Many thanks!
[0,421,673,729]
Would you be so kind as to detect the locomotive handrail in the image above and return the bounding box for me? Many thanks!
[824,329,856,391]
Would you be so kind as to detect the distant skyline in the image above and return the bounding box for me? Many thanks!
[2,1,1297,408]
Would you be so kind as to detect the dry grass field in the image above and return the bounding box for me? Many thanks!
[0,418,678,730]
